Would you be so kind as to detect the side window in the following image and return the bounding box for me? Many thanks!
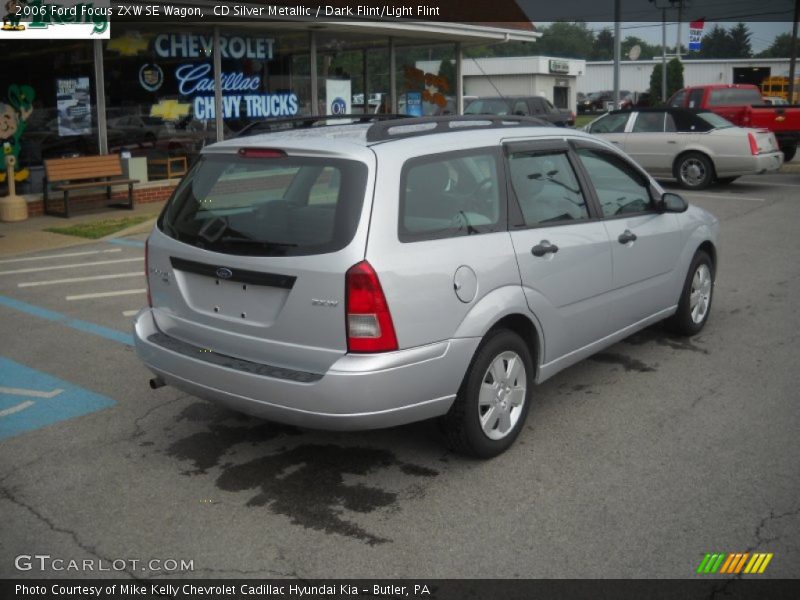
[588,112,629,134]
[668,90,686,108]
[576,148,654,218]
[688,89,704,108]
[508,151,589,226]
[400,150,502,242]
[513,100,530,116]
[632,112,665,133]
[665,113,677,132]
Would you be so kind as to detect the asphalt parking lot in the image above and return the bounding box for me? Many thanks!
[1,172,799,579]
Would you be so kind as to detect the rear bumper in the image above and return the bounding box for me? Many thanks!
[133,310,479,430]
[754,151,785,173]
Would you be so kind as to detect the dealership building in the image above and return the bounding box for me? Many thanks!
[0,6,538,212]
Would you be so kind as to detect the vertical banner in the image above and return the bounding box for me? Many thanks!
[689,19,705,52]
[56,77,93,136]
[326,79,351,116]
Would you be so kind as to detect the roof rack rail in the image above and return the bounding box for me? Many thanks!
[365,115,549,143]
[235,113,412,138]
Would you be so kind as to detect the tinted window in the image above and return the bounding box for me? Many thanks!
[665,113,677,132]
[159,154,367,256]
[464,99,511,115]
[513,100,530,115]
[688,89,704,108]
[400,150,502,241]
[576,148,653,218]
[508,152,589,226]
[708,88,762,106]
[632,112,664,133]
[668,90,686,107]
[696,112,735,129]
[589,113,629,133]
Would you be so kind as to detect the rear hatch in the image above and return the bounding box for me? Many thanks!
[147,145,373,374]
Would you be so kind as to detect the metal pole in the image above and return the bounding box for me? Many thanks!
[662,9,668,102]
[788,0,799,104]
[93,39,107,155]
[613,0,621,108]
[676,0,683,59]
[456,42,463,115]
[310,31,318,116]
[213,26,223,142]
[389,37,397,113]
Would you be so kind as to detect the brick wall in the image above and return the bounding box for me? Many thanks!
[28,183,177,217]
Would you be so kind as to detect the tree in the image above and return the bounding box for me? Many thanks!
[697,25,733,58]
[650,57,684,103]
[592,29,614,60]
[758,33,799,58]
[667,57,685,97]
[533,21,596,58]
[728,23,753,58]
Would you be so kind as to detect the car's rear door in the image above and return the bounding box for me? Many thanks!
[570,140,684,330]
[622,111,684,176]
[504,139,614,364]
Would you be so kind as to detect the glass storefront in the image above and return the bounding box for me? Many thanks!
[0,40,96,193]
[0,27,471,196]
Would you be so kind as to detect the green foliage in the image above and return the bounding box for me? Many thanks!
[758,33,798,58]
[650,58,684,103]
[696,23,752,59]
[438,59,457,92]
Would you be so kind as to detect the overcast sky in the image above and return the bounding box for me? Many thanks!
[579,21,793,53]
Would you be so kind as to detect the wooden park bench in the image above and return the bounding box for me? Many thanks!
[43,155,139,218]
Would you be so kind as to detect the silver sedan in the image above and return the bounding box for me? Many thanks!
[584,108,783,189]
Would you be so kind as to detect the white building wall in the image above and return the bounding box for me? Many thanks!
[578,58,793,93]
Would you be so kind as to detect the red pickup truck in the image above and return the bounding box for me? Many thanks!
[668,84,800,162]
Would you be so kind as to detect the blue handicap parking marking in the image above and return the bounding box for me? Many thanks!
[0,357,115,441]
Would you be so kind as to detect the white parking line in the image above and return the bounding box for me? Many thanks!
[18,272,143,288]
[0,401,34,418]
[683,192,766,202]
[122,310,140,317]
[0,257,142,276]
[66,289,146,301]
[0,386,64,399]
[0,248,122,264]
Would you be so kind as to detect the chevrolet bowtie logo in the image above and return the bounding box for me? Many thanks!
[150,99,191,121]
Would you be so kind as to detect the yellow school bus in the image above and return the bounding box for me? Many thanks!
[760,76,800,103]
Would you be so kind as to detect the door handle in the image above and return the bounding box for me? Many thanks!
[611,140,621,144]
[667,140,677,144]
[618,230,638,244]
[531,240,559,257]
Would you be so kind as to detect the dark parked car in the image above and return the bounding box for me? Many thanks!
[580,90,632,113]
[464,96,574,127]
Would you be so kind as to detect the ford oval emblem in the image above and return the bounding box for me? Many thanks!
[216,267,233,280]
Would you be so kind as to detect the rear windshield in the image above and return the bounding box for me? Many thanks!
[696,112,734,129]
[707,88,763,106]
[158,153,368,256]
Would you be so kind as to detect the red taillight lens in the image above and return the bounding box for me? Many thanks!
[345,261,398,353]
[238,148,286,158]
[747,132,759,155]
[144,236,152,307]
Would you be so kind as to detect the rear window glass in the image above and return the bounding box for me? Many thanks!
[158,153,368,256]
[708,88,762,106]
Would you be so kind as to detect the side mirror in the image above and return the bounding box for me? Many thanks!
[660,192,688,213]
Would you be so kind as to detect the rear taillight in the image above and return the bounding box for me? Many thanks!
[747,132,759,155]
[345,261,398,353]
[144,236,152,307]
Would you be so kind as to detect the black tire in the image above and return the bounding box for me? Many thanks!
[440,329,533,458]
[782,145,796,163]
[716,176,739,185]
[675,152,715,190]
[666,250,714,336]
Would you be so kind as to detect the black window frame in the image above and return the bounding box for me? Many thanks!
[568,140,660,220]
[503,139,602,230]
[398,146,508,243]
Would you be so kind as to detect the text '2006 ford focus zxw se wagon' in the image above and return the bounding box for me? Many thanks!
[134,115,719,458]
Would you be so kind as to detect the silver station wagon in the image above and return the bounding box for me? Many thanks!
[135,116,719,458]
